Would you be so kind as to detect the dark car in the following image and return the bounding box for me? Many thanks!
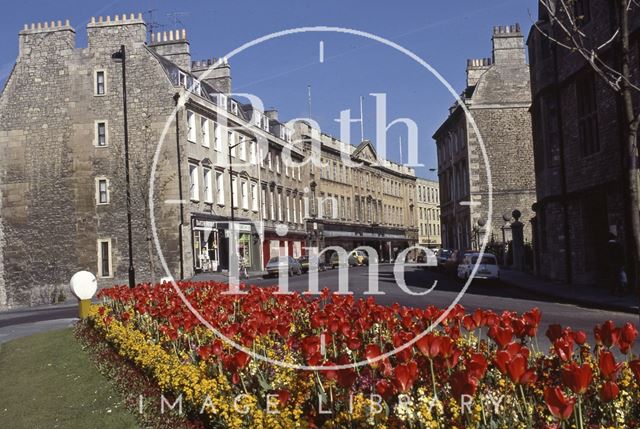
[436,249,452,271]
[297,256,327,273]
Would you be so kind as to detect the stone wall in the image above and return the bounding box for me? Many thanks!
[0,16,183,306]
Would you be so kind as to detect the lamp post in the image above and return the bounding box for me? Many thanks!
[112,45,135,289]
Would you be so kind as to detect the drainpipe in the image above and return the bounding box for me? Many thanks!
[173,93,185,279]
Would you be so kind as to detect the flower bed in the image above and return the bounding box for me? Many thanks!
[90,281,640,428]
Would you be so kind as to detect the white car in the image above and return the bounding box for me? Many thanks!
[457,253,500,281]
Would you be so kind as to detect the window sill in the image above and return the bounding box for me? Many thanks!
[190,198,200,203]
[94,93,107,97]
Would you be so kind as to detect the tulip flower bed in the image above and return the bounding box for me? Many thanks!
[89,280,640,428]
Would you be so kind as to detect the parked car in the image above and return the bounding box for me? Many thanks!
[443,250,473,276]
[297,256,327,273]
[330,251,359,268]
[351,250,370,266]
[436,249,452,271]
[457,253,500,281]
[265,256,302,277]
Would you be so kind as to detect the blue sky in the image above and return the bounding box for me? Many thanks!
[0,0,539,179]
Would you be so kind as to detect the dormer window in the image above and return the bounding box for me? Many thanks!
[254,111,262,127]
[178,71,187,87]
[230,100,239,115]
[216,94,228,110]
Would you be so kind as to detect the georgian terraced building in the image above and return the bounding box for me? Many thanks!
[0,13,425,307]
[294,122,419,262]
[416,178,441,249]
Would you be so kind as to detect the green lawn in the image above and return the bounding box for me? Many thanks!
[0,328,139,429]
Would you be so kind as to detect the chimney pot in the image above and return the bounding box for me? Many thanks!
[130,13,135,20]
[106,15,111,22]
[169,30,174,41]
[114,15,119,21]
[138,13,142,19]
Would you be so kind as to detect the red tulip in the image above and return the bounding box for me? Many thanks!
[619,322,638,354]
[393,361,418,393]
[375,379,394,401]
[599,381,620,402]
[553,337,574,361]
[561,362,592,395]
[234,351,251,370]
[415,334,441,359]
[506,354,537,385]
[597,321,620,348]
[365,344,382,368]
[546,324,563,343]
[451,370,478,401]
[544,386,575,421]
[629,359,640,382]
[490,326,514,349]
[277,389,290,406]
[599,351,623,381]
[572,330,587,346]
[466,353,488,380]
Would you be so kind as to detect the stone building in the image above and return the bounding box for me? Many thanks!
[433,24,536,252]
[294,122,418,262]
[416,178,441,248]
[0,15,308,306]
[527,3,640,284]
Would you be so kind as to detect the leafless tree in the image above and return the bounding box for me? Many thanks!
[534,0,640,304]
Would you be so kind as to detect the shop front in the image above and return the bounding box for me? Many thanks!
[261,227,308,268]
[192,215,261,273]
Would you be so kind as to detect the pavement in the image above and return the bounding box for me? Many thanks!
[500,268,640,315]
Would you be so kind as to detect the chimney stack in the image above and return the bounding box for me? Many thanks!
[466,57,492,87]
[492,23,526,66]
[191,58,232,94]
[149,29,191,71]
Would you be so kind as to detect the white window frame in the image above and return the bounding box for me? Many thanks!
[269,189,275,220]
[189,163,199,201]
[201,117,210,147]
[238,135,247,161]
[286,194,291,222]
[95,177,110,205]
[232,176,238,208]
[277,191,283,221]
[203,167,213,203]
[95,120,108,147]
[229,131,236,157]
[249,141,257,165]
[215,171,225,205]
[251,182,259,212]
[267,151,273,170]
[262,188,267,219]
[187,110,197,142]
[275,155,281,174]
[97,238,113,278]
[213,122,222,151]
[94,70,106,96]
[241,179,249,210]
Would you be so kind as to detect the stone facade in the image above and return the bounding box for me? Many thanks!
[416,178,440,248]
[434,24,536,252]
[294,122,418,262]
[0,15,310,307]
[527,3,640,284]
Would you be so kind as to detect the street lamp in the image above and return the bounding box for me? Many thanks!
[111,45,135,289]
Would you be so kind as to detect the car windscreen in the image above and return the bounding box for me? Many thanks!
[471,256,497,265]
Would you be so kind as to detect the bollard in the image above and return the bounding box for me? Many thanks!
[69,271,97,319]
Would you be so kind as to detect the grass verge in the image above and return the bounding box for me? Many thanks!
[0,327,138,429]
